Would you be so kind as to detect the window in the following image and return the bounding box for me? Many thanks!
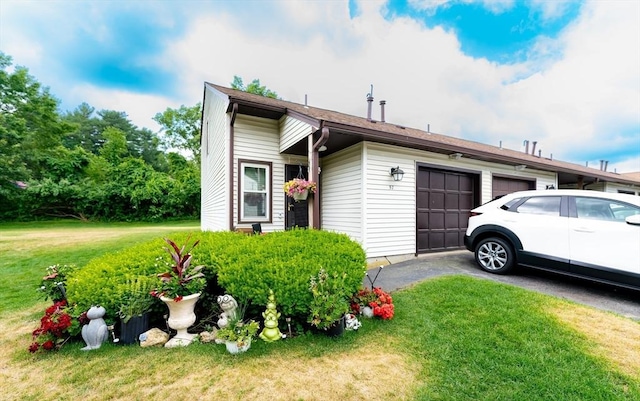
[515,196,561,216]
[576,197,639,221]
[239,161,271,223]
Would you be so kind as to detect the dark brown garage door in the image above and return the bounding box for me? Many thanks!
[492,176,534,199]
[417,166,477,253]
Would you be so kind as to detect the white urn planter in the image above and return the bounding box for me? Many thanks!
[160,293,200,348]
[224,338,252,354]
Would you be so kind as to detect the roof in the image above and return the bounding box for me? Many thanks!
[206,83,640,187]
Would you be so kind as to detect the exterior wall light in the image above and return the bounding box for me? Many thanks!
[390,166,404,181]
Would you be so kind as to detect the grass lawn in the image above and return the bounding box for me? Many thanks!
[1,221,639,400]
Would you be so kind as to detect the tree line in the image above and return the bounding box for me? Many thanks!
[0,51,279,222]
[0,53,201,222]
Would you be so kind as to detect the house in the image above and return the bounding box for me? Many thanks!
[200,83,640,259]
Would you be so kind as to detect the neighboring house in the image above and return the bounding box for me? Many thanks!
[201,83,640,259]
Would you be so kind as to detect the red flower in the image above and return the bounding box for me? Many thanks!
[173,295,183,302]
[42,340,55,350]
[28,342,40,353]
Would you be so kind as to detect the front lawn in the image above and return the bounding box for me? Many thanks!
[1,221,638,400]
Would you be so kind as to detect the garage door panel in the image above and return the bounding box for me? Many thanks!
[429,212,444,228]
[416,166,478,253]
[446,174,459,190]
[460,175,473,191]
[445,213,459,229]
[417,191,429,206]
[445,193,459,209]
[430,192,445,208]
[492,176,534,199]
[430,172,445,190]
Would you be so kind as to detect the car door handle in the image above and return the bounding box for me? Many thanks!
[573,227,594,233]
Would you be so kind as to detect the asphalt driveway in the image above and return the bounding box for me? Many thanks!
[365,250,640,321]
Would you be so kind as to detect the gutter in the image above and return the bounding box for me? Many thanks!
[228,103,238,231]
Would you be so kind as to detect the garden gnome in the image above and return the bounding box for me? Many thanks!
[217,294,238,329]
[81,306,109,350]
[259,289,283,342]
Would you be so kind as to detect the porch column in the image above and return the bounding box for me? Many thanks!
[309,127,329,229]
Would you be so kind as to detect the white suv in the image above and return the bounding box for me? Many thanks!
[464,189,640,291]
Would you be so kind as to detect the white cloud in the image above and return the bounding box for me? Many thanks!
[2,0,637,173]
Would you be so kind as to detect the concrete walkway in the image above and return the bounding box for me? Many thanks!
[364,250,640,321]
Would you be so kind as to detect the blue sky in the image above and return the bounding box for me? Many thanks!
[1,0,638,173]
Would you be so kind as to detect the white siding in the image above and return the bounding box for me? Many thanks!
[591,182,640,195]
[360,142,558,258]
[361,144,416,257]
[280,116,312,153]
[201,87,230,231]
[321,144,363,244]
[234,115,306,231]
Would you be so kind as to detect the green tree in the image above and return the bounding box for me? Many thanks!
[153,103,202,162]
[231,76,279,99]
[0,53,72,218]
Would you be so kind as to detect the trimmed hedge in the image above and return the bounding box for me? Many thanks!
[65,229,366,324]
[217,229,366,319]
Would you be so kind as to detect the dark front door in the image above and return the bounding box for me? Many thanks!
[416,166,477,253]
[285,165,309,229]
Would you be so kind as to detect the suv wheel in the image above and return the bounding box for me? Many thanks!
[475,237,515,274]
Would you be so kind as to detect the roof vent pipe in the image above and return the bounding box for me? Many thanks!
[366,85,374,121]
[523,140,529,154]
[531,141,537,155]
[380,100,386,123]
[604,160,608,172]
[599,160,604,170]
[538,149,542,157]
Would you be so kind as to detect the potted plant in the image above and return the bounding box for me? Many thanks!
[216,305,259,354]
[151,235,206,347]
[308,268,350,336]
[350,287,378,318]
[283,178,317,201]
[368,287,395,320]
[37,264,76,302]
[117,276,155,345]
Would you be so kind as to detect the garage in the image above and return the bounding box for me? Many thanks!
[416,165,478,253]
[492,175,535,199]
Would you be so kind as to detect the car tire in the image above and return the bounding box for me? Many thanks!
[474,237,515,274]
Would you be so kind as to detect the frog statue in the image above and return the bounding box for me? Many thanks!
[259,289,283,342]
[81,305,109,351]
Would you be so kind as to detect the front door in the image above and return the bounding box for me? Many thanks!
[285,165,309,229]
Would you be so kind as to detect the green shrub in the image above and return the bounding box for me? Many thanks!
[217,229,366,321]
[65,229,366,326]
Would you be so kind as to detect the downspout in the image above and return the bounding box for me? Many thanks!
[311,126,330,229]
[228,103,238,231]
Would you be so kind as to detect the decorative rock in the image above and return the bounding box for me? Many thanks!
[81,306,109,351]
[139,328,170,347]
[216,294,238,329]
[199,329,218,343]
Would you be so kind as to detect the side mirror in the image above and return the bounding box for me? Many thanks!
[625,214,640,226]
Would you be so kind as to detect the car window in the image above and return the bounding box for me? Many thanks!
[515,196,561,216]
[575,197,640,221]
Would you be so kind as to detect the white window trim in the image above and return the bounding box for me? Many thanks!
[239,160,272,223]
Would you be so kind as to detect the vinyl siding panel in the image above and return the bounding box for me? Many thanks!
[201,87,230,231]
[362,144,416,257]
[234,115,306,231]
[280,116,312,153]
[321,144,363,244]
[360,142,557,257]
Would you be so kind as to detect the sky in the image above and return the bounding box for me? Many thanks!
[1,0,639,173]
